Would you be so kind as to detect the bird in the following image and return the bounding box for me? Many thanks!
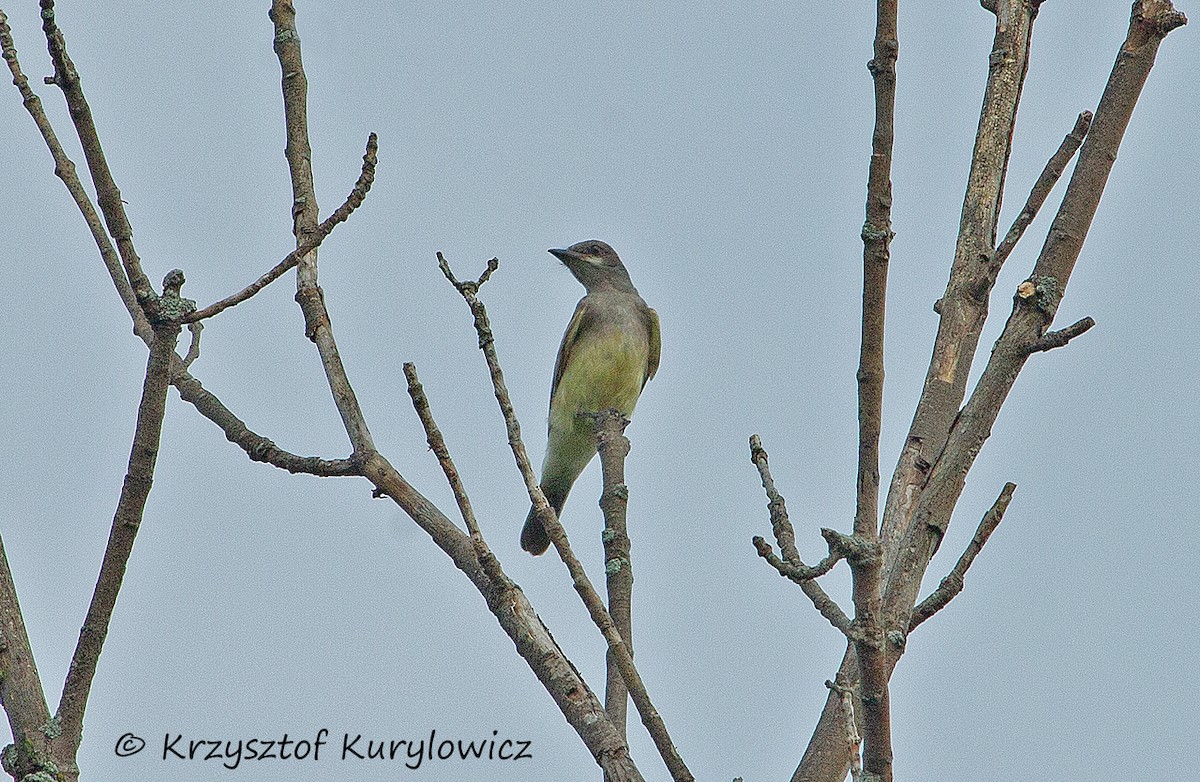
[520,240,660,555]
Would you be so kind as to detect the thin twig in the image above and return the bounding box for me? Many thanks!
[403,361,521,593]
[184,133,379,323]
[754,538,853,637]
[403,364,482,541]
[749,436,852,636]
[749,434,803,564]
[181,322,203,369]
[752,537,841,581]
[825,679,862,782]
[170,365,358,476]
[439,251,694,782]
[909,483,1015,632]
[992,112,1092,272]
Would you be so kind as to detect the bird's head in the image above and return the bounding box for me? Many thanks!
[549,240,636,293]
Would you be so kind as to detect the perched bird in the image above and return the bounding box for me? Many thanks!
[520,240,660,555]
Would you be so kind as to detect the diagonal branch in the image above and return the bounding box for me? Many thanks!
[880,0,1039,559]
[38,0,157,314]
[438,253,694,782]
[171,364,359,476]
[403,363,484,542]
[909,482,1015,632]
[992,111,1092,270]
[0,535,53,781]
[56,285,185,760]
[184,133,379,323]
[0,10,151,343]
[882,0,1187,660]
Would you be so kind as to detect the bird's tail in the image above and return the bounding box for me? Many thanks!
[520,483,570,555]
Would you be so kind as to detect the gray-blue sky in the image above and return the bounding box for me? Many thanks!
[1,2,1196,780]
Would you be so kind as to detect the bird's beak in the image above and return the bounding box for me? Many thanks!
[548,248,580,264]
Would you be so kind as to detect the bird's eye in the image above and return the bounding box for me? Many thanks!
[588,244,602,255]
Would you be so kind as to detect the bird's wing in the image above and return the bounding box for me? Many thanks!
[643,306,661,388]
[549,297,596,410]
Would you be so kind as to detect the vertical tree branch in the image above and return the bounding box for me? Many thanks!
[848,0,898,779]
[595,410,634,756]
[796,5,1037,778]
[269,0,375,454]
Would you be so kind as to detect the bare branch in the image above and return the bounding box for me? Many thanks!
[848,0,899,777]
[0,9,151,343]
[57,298,182,758]
[1027,316,1095,353]
[184,133,379,323]
[749,436,852,636]
[436,253,552,520]
[992,111,1092,271]
[909,482,1015,631]
[754,537,853,637]
[825,679,862,782]
[38,0,158,314]
[856,0,896,541]
[0,531,54,781]
[752,537,840,582]
[402,361,524,598]
[181,322,203,369]
[881,0,1038,559]
[438,252,693,781]
[170,365,359,476]
[270,4,375,455]
[594,410,634,748]
[749,434,803,564]
[402,363,482,540]
[882,0,1188,668]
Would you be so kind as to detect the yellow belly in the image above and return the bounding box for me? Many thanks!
[551,330,648,424]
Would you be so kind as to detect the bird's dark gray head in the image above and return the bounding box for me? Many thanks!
[548,240,637,293]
